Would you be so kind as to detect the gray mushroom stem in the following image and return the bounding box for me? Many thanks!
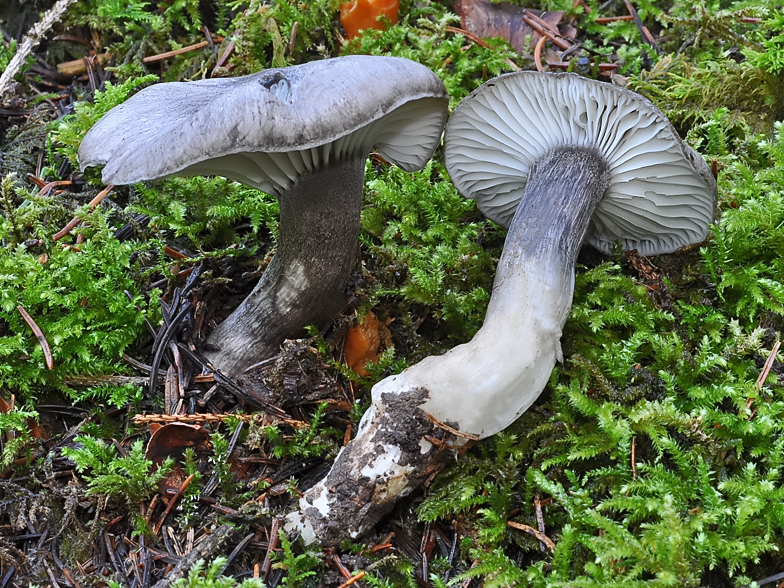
[289,146,611,545]
[206,157,365,375]
[77,56,448,378]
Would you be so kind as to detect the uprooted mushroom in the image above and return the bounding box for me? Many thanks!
[287,71,717,545]
[79,55,448,377]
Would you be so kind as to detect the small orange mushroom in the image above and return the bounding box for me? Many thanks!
[340,0,399,39]
[344,311,393,376]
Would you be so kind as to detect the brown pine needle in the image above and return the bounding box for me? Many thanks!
[508,520,556,552]
[424,411,480,441]
[337,572,366,588]
[53,185,114,241]
[154,474,194,535]
[17,305,53,370]
[755,340,780,389]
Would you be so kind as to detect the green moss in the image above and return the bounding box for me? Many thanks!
[0,175,152,399]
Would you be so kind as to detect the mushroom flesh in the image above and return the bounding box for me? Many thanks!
[287,71,717,545]
[79,55,448,376]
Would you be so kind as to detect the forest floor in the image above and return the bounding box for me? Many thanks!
[1,0,784,586]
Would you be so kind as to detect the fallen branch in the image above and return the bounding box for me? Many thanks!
[151,523,236,588]
[0,0,79,98]
[132,412,308,429]
[143,40,216,64]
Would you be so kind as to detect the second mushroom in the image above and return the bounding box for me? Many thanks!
[79,55,448,377]
[288,71,717,545]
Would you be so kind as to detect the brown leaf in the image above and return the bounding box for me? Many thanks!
[455,0,565,54]
[145,422,210,467]
[0,396,46,440]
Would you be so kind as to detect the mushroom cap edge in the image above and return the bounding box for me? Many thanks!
[78,55,449,191]
[444,71,718,256]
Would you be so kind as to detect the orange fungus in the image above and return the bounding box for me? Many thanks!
[340,0,399,39]
[345,311,393,376]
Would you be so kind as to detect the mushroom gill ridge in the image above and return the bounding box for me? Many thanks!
[445,72,716,255]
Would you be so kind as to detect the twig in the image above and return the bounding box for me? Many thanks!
[622,0,660,53]
[595,15,634,23]
[288,22,298,55]
[444,26,520,71]
[445,25,490,48]
[746,340,781,418]
[738,570,784,588]
[214,40,235,70]
[461,560,480,588]
[534,35,547,72]
[507,520,556,552]
[364,542,393,555]
[520,10,573,50]
[143,41,210,63]
[220,532,255,573]
[38,180,72,197]
[52,185,114,241]
[164,246,190,260]
[156,411,254,430]
[631,435,637,479]
[149,302,193,392]
[0,0,78,98]
[135,413,246,425]
[57,53,110,76]
[534,496,548,553]
[17,305,53,370]
[154,474,195,535]
[261,519,280,581]
[332,554,355,582]
[104,533,131,587]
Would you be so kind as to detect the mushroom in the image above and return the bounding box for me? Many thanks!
[287,71,717,545]
[78,55,448,376]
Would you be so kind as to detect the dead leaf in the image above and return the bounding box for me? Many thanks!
[455,0,567,54]
[145,422,210,467]
[0,396,46,440]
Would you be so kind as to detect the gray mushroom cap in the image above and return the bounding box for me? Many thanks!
[444,72,717,256]
[78,55,448,196]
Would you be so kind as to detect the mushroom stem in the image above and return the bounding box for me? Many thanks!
[290,146,610,544]
[206,156,366,376]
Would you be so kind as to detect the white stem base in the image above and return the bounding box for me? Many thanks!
[288,147,609,545]
[373,252,573,439]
